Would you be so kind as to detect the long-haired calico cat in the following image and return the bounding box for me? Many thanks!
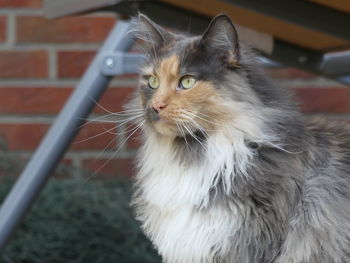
[128,13,350,263]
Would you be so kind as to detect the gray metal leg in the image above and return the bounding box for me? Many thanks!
[0,19,137,250]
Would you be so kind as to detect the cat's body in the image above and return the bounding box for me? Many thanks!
[129,14,350,263]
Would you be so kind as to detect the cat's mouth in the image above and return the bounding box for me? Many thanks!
[152,119,178,136]
[153,117,202,138]
[146,107,205,137]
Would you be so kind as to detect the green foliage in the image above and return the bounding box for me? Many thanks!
[0,176,161,263]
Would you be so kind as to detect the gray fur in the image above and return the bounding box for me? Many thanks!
[129,14,350,263]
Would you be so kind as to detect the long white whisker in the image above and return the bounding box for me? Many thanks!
[79,107,144,129]
[105,120,144,136]
[80,114,143,125]
[182,122,207,151]
[182,110,216,126]
[87,120,145,179]
[89,95,144,116]
[73,126,117,144]
[177,113,209,151]
[179,113,210,139]
[75,115,144,145]
[176,122,193,154]
[89,96,118,115]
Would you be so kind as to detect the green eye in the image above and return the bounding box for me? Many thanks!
[148,75,160,89]
[180,76,197,89]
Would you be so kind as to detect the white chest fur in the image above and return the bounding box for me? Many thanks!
[133,131,252,263]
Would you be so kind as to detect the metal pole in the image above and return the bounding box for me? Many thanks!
[0,19,135,250]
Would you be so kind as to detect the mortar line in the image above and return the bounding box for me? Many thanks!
[0,9,45,15]
[5,13,15,47]
[0,115,54,124]
[48,47,57,80]
[0,9,116,16]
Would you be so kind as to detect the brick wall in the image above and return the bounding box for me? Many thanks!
[0,1,348,178]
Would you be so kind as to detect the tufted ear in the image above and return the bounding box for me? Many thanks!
[133,13,172,48]
[201,14,240,68]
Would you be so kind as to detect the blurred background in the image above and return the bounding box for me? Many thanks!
[0,0,347,178]
[0,0,348,262]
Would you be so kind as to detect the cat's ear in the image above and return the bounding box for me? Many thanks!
[201,14,240,68]
[133,13,172,47]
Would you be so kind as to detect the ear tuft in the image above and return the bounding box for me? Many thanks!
[131,13,171,49]
[201,14,240,68]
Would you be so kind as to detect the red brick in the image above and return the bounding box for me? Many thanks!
[0,0,42,8]
[82,158,135,177]
[57,50,138,78]
[0,51,48,78]
[294,87,350,113]
[0,16,6,43]
[0,123,117,150]
[96,87,134,113]
[0,87,70,114]
[265,67,315,79]
[17,16,115,43]
[0,86,134,114]
[57,50,95,78]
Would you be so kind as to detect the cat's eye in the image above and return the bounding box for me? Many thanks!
[179,76,197,90]
[148,75,160,89]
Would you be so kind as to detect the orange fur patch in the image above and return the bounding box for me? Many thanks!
[151,55,180,107]
[148,55,232,136]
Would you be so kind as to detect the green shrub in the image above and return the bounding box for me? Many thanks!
[0,176,161,263]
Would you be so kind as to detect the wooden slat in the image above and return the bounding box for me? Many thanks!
[308,0,350,14]
[233,24,273,54]
[160,0,349,51]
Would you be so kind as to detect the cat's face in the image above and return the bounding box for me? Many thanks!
[134,14,254,137]
[139,53,230,137]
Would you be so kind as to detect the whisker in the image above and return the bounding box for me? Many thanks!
[181,110,216,126]
[182,122,207,151]
[75,114,144,144]
[79,100,144,130]
[104,120,144,136]
[88,96,118,115]
[73,125,117,144]
[78,109,144,127]
[80,113,115,122]
[176,122,193,154]
[89,95,144,116]
[178,113,210,139]
[85,114,144,124]
[86,120,145,179]
[177,113,209,152]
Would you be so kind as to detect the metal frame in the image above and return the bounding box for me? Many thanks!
[266,40,350,84]
[0,19,144,250]
[43,0,350,84]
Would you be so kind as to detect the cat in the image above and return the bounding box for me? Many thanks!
[127,13,350,263]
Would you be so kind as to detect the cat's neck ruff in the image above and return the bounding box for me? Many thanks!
[137,122,262,209]
[134,109,278,262]
[134,123,265,263]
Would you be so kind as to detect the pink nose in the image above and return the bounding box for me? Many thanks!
[152,102,167,113]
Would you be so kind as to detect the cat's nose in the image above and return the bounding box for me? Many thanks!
[152,102,167,113]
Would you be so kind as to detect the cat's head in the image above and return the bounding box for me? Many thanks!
[132,13,294,139]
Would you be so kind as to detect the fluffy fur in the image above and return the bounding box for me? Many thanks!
[128,14,350,263]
